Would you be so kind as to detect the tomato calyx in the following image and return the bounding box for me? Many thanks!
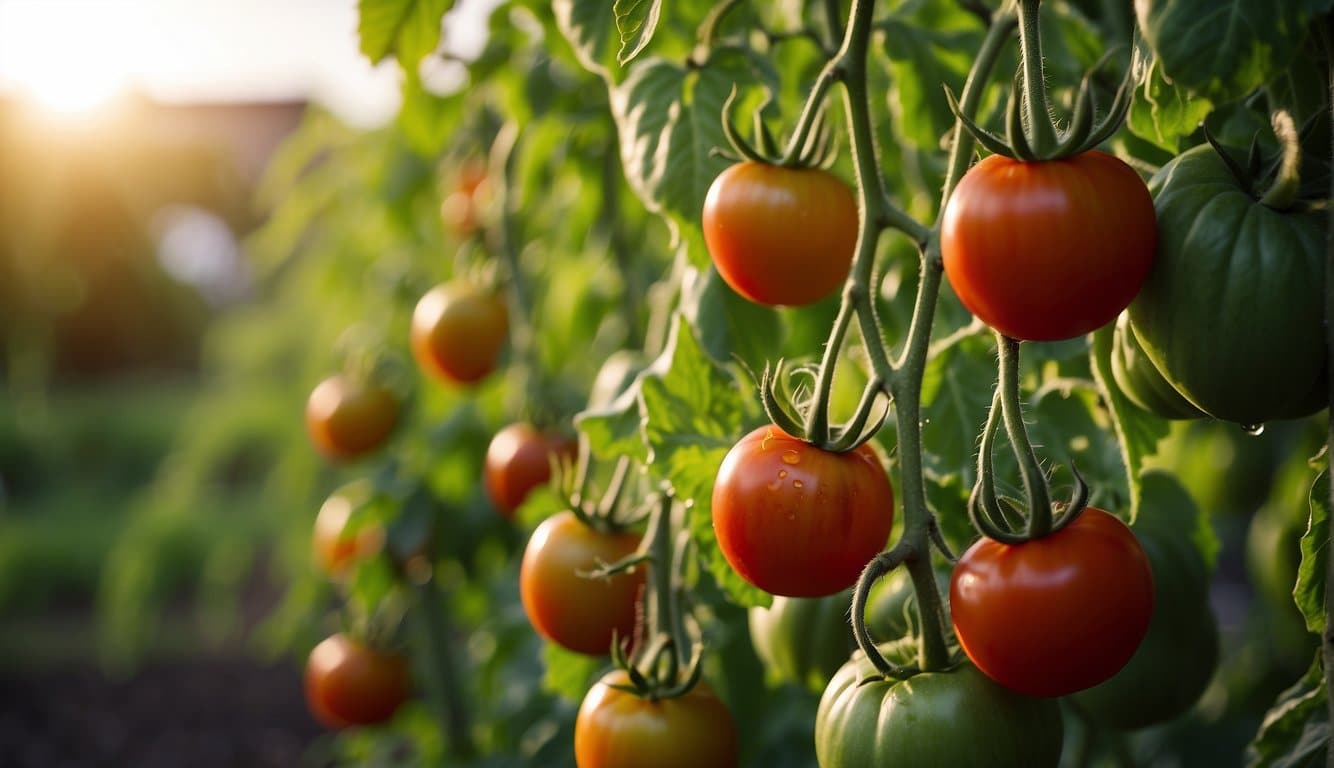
[1202,112,1313,212]
[717,85,835,169]
[945,0,1132,161]
[759,359,888,452]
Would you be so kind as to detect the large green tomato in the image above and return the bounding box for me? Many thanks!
[1072,473,1218,729]
[1127,143,1327,424]
[816,654,1063,767]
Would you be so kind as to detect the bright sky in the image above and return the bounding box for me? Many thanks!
[0,0,492,127]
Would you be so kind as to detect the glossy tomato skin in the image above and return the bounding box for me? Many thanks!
[1110,314,1206,420]
[575,671,738,768]
[520,511,645,655]
[410,281,508,385]
[305,374,399,461]
[304,634,410,729]
[941,151,1156,341]
[484,423,577,518]
[312,480,383,577]
[712,426,894,597]
[815,655,1063,767]
[702,162,858,307]
[950,507,1154,698]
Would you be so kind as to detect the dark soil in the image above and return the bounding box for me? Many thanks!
[0,658,323,768]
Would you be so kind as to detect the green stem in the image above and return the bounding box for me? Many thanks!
[414,578,476,761]
[804,299,856,443]
[997,334,1052,537]
[1259,110,1302,210]
[640,494,679,680]
[939,6,1018,211]
[1016,0,1059,157]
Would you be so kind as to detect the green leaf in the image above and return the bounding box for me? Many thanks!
[639,315,767,606]
[1127,55,1213,152]
[1088,325,1171,522]
[357,0,453,68]
[615,0,662,64]
[1295,470,1329,635]
[1136,0,1317,103]
[1246,653,1328,767]
[679,260,786,374]
[609,49,768,236]
[880,18,980,149]
[541,641,606,701]
[555,0,621,80]
[576,388,651,465]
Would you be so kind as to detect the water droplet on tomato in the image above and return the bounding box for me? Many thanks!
[793,480,804,489]
[781,450,800,465]
[1241,423,1265,436]
[778,470,788,479]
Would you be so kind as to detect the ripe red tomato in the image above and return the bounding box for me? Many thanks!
[575,671,738,768]
[304,633,410,729]
[311,481,383,577]
[701,162,859,307]
[711,426,894,597]
[940,151,1156,341]
[483,423,577,517]
[949,507,1154,698]
[410,281,508,385]
[305,374,399,461]
[520,511,645,655]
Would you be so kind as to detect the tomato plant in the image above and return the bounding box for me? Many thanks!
[941,151,1156,341]
[304,633,411,729]
[712,426,894,597]
[484,423,577,517]
[815,654,1063,767]
[410,281,509,386]
[574,670,738,768]
[304,374,399,461]
[311,480,383,577]
[520,510,644,655]
[950,507,1155,698]
[701,162,858,307]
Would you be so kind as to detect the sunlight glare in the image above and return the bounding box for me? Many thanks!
[0,2,134,117]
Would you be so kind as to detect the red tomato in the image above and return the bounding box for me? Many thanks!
[949,507,1155,698]
[711,426,894,597]
[311,481,384,577]
[483,423,577,518]
[701,162,859,307]
[940,151,1156,341]
[305,374,399,461]
[410,281,508,385]
[304,634,410,729]
[520,511,645,655]
[575,671,738,768]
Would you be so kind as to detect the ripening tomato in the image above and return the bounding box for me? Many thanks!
[440,160,492,237]
[712,426,894,597]
[520,511,645,655]
[305,374,399,461]
[410,281,508,385]
[304,634,410,729]
[941,151,1156,341]
[575,671,738,768]
[702,162,859,307]
[484,423,577,517]
[949,507,1154,698]
[312,480,384,577]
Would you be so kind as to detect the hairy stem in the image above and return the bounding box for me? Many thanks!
[997,334,1052,536]
[1015,0,1058,156]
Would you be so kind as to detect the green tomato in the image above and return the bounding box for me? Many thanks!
[1110,314,1206,420]
[816,655,1063,768]
[748,592,855,693]
[1072,473,1218,729]
[1127,143,1327,425]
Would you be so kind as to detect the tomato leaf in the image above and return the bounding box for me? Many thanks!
[1088,325,1170,522]
[614,0,662,65]
[1136,0,1320,103]
[879,8,981,150]
[679,259,786,375]
[1294,470,1329,636]
[1246,653,1329,767]
[555,0,621,80]
[609,50,771,245]
[1126,54,1215,153]
[357,0,452,68]
[638,315,768,606]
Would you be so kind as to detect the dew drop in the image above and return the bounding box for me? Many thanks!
[1241,423,1265,436]
[793,480,804,489]
[781,450,801,465]
[778,470,788,479]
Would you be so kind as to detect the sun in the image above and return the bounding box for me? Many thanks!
[0,3,132,117]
